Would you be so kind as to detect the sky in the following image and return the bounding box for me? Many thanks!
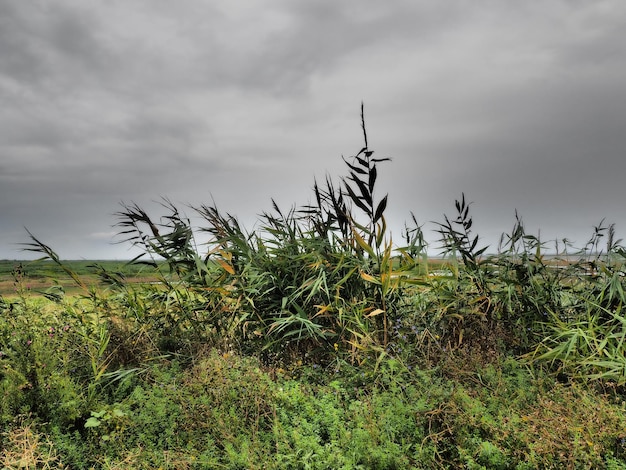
[2,0,626,260]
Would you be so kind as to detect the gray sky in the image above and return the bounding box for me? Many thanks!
[2,0,626,260]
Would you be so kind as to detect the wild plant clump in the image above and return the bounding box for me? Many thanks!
[4,105,626,467]
[107,103,408,367]
[15,105,626,375]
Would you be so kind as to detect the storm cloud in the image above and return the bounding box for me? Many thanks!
[2,0,626,259]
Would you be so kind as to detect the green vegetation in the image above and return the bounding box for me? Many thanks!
[2,106,626,468]
[0,259,162,297]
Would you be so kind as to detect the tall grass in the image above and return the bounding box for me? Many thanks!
[16,105,626,379]
[105,104,411,366]
[6,106,626,467]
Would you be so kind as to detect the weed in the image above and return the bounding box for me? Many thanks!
[5,106,626,467]
[1,417,64,469]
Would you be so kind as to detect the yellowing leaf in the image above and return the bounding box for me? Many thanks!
[366,308,384,318]
[360,271,381,284]
[353,230,376,259]
[313,304,332,318]
[217,258,235,275]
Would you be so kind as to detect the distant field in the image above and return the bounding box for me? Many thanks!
[0,259,162,297]
[1,255,597,298]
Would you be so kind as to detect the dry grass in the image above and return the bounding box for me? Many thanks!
[1,418,64,469]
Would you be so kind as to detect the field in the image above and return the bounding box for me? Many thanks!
[0,260,163,298]
[2,114,626,468]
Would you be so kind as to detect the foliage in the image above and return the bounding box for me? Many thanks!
[3,340,626,468]
[108,103,410,367]
[3,105,626,466]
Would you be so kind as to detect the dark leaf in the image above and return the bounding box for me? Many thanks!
[354,147,367,157]
[352,175,373,206]
[313,180,321,209]
[374,195,388,223]
[475,246,489,257]
[271,199,283,216]
[343,157,368,175]
[369,164,377,193]
[471,235,478,252]
[344,183,371,214]
[356,156,369,168]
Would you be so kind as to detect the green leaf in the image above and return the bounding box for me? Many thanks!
[354,230,376,259]
[85,417,101,428]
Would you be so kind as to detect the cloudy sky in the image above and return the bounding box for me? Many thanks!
[2,0,626,260]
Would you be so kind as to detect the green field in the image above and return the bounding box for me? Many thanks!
[0,259,162,297]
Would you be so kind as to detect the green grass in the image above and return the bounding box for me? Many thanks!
[1,320,625,468]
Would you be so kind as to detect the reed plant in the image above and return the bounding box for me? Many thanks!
[109,104,411,366]
[6,106,626,467]
[20,105,626,378]
[527,235,626,384]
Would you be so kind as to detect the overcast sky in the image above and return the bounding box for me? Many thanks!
[2,0,626,260]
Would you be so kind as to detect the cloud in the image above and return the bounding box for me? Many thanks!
[88,231,117,241]
[2,0,626,258]
[0,1,115,93]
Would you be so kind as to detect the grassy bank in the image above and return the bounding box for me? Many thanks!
[1,292,625,468]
